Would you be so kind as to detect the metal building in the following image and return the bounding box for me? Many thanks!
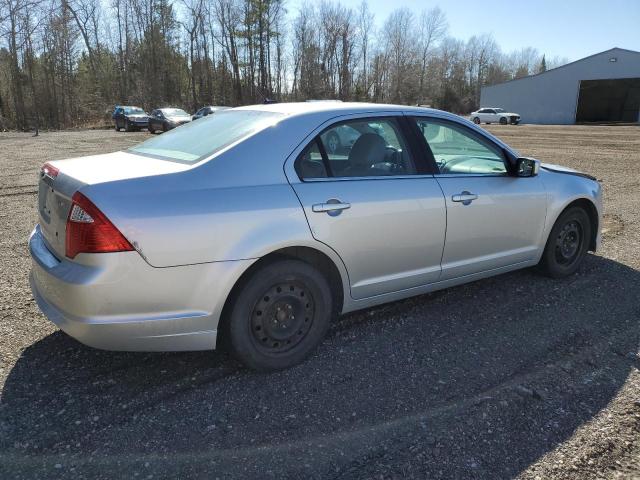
[480,48,640,124]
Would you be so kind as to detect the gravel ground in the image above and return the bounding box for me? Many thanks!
[0,125,639,479]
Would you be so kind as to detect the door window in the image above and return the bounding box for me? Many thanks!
[295,118,416,180]
[414,119,508,175]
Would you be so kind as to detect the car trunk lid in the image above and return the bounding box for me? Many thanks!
[37,150,191,260]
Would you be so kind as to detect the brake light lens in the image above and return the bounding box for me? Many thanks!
[65,192,134,258]
[41,162,59,179]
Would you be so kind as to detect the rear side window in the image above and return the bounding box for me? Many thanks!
[295,140,328,179]
[129,110,283,163]
[296,117,416,180]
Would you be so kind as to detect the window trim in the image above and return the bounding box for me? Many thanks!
[407,116,515,177]
[294,115,427,182]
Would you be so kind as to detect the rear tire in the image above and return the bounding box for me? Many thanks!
[225,260,333,371]
[537,207,591,278]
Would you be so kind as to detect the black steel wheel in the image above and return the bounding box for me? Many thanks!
[249,282,315,355]
[538,206,591,278]
[225,260,333,371]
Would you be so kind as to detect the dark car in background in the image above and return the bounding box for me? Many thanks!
[192,105,231,121]
[112,106,149,131]
[148,108,192,133]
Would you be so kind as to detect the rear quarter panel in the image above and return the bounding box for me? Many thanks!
[81,113,337,268]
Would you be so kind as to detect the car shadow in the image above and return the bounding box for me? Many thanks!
[1,254,639,479]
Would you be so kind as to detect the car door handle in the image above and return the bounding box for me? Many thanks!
[451,191,478,205]
[312,200,351,215]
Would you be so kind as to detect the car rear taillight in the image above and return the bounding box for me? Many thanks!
[41,162,59,179]
[65,192,134,258]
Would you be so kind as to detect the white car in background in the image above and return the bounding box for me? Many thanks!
[471,108,521,125]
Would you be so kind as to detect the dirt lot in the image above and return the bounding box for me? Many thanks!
[0,125,639,479]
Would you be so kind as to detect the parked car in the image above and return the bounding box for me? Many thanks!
[112,106,149,131]
[192,105,230,121]
[470,108,521,125]
[30,102,601,371]
[148,108,192,133]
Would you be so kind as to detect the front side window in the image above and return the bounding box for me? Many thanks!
[414,118,507,175]
[129,110,283,163]
[296,117,416,180]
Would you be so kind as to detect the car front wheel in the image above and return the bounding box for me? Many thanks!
[499,117,508,125]
[225,260,333,371]
[537,207,591,278]
[473,117,480,124]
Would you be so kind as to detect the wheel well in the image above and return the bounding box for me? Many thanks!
[218,247,345,343]
[561,198,599,251]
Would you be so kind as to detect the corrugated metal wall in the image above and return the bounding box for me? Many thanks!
[480,48,640,124]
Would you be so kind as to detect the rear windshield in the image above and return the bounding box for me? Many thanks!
[161,108,189,116]
[129,110,283,163]
[125,107,144,114]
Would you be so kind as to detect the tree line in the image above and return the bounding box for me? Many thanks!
[0,0,567,130]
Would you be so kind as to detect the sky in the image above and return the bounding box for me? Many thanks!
[289,0,640,62]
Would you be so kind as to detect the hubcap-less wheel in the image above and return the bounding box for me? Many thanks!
[250,282,315,354]
[537,206,591,278]
[555,220,583,266]
[226,260,332,371]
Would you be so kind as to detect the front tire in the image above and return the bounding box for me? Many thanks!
[473,117,480,124]
[499,117,508,125]
[225,260,333,371]
[537,207,591,278]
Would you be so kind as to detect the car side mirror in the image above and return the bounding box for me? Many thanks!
[516,157,540,177]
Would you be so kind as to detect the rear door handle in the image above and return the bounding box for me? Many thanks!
[312,200,351,216]
[451,191,478,205]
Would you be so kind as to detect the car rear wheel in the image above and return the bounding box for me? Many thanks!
[473,117,480,124]
[225,260,333,371]
[499,117,508,125]
[537,207,591,278]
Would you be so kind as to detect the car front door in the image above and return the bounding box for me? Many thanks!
[411,116,547,280]
[288,115,446,300]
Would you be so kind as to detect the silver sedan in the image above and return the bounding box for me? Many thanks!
[29,102,602,370]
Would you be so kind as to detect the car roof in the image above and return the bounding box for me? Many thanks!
[233,101,454,120]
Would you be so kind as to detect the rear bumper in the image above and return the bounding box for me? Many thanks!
[29,225,254,351]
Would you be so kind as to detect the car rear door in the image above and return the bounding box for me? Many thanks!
[410,116,547,280]
[287,114,446,300]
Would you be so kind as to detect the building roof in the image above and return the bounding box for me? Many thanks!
[485,47,640,88]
